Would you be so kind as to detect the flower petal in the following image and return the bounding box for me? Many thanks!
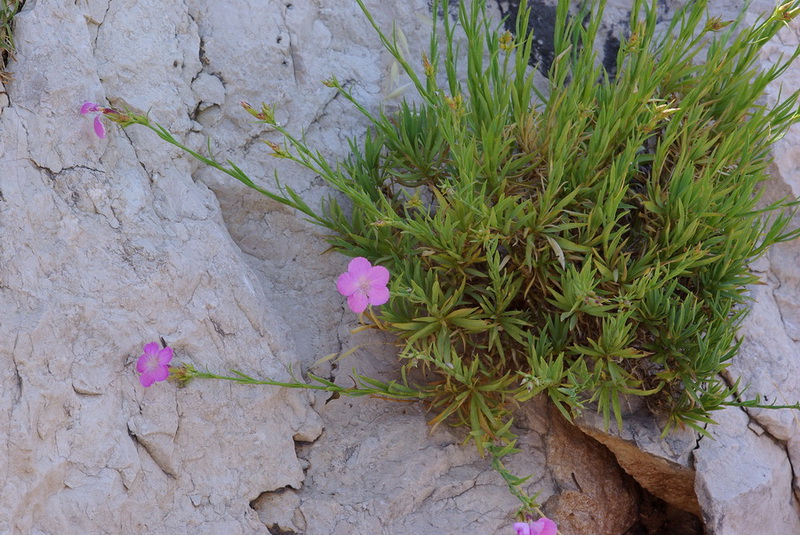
[367,285,389,306]
[157,346,174,365]
[336,271,359,297]
[93,116,106,138]
[150,364,170,383]
[347,292,368,314]
[513,523,532,535]
[530,518,558,535]
[347,257,372,277]
[139,372,155,387]
[365,265,390,287]
[80,101,98,115]
[137,352,156,372]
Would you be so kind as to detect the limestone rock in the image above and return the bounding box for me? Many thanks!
[0,1,322,533]
[538,402,640,534]
[576,403,700,516]
[694,407,800,534]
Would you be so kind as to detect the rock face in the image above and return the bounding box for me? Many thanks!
[2,0,800,534]
[576,403,701,517]
[0,2,325,533]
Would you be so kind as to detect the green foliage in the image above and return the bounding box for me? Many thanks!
[125,0,800,513]
[0,0,23,82]
[251,0,800,440]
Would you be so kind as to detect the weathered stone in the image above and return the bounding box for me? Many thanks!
[539,402,641,534]
[0,1,322,533]
[576,402,700,516]
[694,407,800,535]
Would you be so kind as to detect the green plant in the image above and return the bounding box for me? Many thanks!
[0,0,24,82]
[112,0,800,514]
[236,0,800,435]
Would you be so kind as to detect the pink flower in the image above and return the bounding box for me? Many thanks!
[81,101,108,138]
[336,257,390,314]
[81,101,130,138]
[136,342,173,387]
[81,101,136,137]
[513,518,558,535]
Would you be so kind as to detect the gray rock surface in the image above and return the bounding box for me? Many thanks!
[576,403,700,516]
[1,1,325,533]
[2,0,800,534]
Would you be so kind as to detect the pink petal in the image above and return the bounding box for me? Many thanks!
[336,271,359,297]
[514,523,532,535]
[530,518,558,535]
[367,285,389,306]
[139,371,156,387]
[157,346,174,365]
[151,364,170,382]
[365,265,390,287]
[347,292,369,314]
[139,365,169,387]
[347,257,372,277]
[80,101,98,114]
[93,116,106,138]
[136,352,155,373]
[142,342,160,354]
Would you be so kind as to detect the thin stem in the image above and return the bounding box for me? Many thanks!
[169,363,430,401]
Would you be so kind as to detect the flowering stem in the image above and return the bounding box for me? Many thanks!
[115,112,332,229]
[363,307,389,329]
[170,363,430,401]
[720,399,800,410]
[488,444,542,518]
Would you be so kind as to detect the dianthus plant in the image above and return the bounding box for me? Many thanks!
[111,0,800,513]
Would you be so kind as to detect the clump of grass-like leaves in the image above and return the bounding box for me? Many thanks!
[250,0,800,440]
[128,0,800,467]
[0,1,23,82]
